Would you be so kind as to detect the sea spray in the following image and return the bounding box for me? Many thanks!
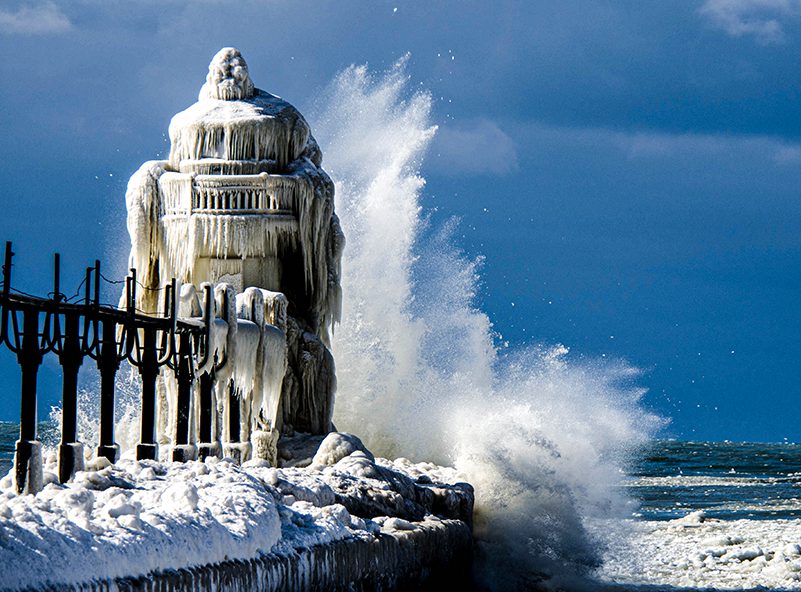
[47,368,143,458]
[313,58,663,587]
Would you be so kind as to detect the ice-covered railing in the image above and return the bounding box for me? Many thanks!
[160,173,295,216]
[0,242,288,496]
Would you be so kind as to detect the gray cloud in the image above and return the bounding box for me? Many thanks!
[0,2,72,35]
[431,119,518,176]
[699,0,801,43]
[520,121,801,167]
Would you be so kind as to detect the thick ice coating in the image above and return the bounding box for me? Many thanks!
[199,47,255,101]
[0,439,473,590]
[124,48,343,445]
[127,47,343,341]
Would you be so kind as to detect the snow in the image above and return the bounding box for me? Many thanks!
[0,435,472,591]
[0,457,282,590]
[312,432,374,467]
[590,513,801,590]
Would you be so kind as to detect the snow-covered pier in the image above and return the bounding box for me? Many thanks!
[0,433,474,591]
[113,519,472,592]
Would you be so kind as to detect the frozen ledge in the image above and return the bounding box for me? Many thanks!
[1,433,475,591]
[72,519,472,592]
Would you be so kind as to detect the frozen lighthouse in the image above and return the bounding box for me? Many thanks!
[125,48,345,460]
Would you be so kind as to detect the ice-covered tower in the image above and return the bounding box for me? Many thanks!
[125,48,344,435]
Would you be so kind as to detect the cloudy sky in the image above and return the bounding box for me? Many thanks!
[0,0,800,441]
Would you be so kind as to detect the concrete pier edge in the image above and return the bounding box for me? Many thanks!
[29,519,473,592]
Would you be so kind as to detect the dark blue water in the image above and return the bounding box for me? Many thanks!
[624,440,801,521]
[0,422,16,476]
[0,421,59,477]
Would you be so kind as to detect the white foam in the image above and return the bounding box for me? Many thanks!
[627,474,793,487]
[590,514,801,589]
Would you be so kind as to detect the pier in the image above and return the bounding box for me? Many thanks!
[0,241,232,494]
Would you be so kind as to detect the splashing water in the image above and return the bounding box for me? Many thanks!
[313,58,663,588]
[47,369,143,458]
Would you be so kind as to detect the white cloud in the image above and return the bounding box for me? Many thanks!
[772,144,801,163]
[0,2,72,35]
[699,0,801,43]
[432,119,518,176]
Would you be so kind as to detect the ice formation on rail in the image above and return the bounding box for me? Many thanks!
[125,48,343,462]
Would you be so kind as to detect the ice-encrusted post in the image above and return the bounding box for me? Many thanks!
[171,331,197,462]
[0,242,45,494]
[197,372,219,459]
[57,310,85,483]
[14,308,44,494]
[125,272,172,461]
[95,260,123,463]
[224,383,251,463]
[134,326,160,460]
[96,317,122,463]
[197,283,222,460]
[51,254,92,483]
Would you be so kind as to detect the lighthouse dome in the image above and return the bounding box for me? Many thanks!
[168,48,311,170]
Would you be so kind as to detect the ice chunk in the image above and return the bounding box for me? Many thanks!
[673,510,706,524]
[312,432,374,467]
[382,517,416,531]
[199,47,255,101]
[725,546,764,561]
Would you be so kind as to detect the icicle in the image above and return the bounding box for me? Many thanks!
[260,324,288,432]
[260,289,288,332]
[213,283,238,385]
[231,290,261,441]
[194,283,227,378]
[178,283,202,317]
[125,160,170,314]
[168,96,311,169]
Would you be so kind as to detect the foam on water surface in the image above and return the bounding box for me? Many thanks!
[590,516,801,590]
[588,440,801,590]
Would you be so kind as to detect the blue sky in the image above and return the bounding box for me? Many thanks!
[0,0,800,441]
